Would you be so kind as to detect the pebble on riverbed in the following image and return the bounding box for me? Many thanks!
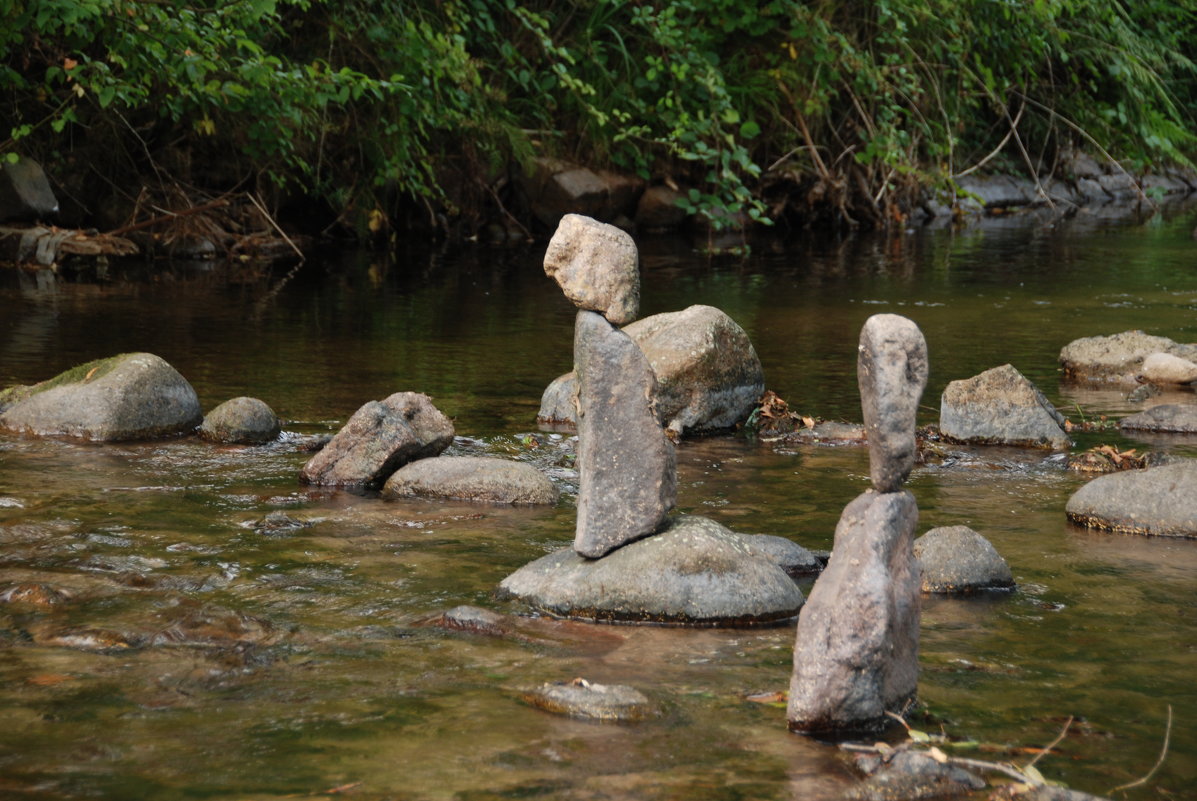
[522,678,654,722]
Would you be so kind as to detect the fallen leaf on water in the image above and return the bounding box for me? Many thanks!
[27,673,72,687]
[745,690,786,704]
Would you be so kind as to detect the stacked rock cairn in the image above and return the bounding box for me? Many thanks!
[787,314,929,735]
[545,213,677,557]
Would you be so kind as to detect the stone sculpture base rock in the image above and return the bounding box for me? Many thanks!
[498,515,804,626]
[788,490,920,735]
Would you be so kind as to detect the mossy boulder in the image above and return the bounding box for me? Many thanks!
[0,353,202,441]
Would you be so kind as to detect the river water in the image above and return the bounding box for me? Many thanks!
[1,204,1195,800]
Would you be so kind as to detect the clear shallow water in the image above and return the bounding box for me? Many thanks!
[1,203,1196,800]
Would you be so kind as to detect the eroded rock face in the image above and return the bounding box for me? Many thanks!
[1060,330,1197,384]
[0,352,202,441]
[199,397,280,444]
[788,490,921,735]
[1119,404,1197,434]
[537,305,765,435]
[939,364,1070,449]
[914,526,1013,593]
[1066,461,1197,538]
[298,392,454,490]
[498,515,804,625]
[858,314,929,492]
[544,214,640,325]
[381,455,558,505]
[573,310,676,558]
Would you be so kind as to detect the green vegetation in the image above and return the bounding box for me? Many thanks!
[2,0,1194,234]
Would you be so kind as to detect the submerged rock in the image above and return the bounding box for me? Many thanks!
[0,583,74,608]
[299,392,454,490]
[381,455,558,505]
[543,214,639,325]
[498,515,804,626]
[523,678,654,722]
[1060,330,1197,384]
[573,310,676,558]
[0,352,202,441]
[788,490,921,735]
[250,510,311,537]
[538,304,765,435]
[1118,404,1197,434]
[858,314,929,492]
[939,364,1070,449]
[1065,461,1197,538]
[848,748,986,801]
[914,526,1014,593]
[199,396,281,444]
[425,605,510,637]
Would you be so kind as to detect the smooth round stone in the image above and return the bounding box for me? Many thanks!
[382,456,558,505]
[523,679,653,722]
[913,526,1014,593]
[739,533,822,576]
[199,396,280,444]
[498,515,804,626]
[1066,461,1197,537]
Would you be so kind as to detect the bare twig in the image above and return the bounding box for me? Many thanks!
[1025,715,1072,771]
[248,192,304,263]
[104,196,231,237]
[1109,704,1172,794]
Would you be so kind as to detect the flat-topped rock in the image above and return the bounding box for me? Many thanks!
[0,352,201,441]
[914,526,1014,593]
[537,304,765,435]
[1060,331,1197,384]
[381,455,558,505]
[858,314,929,492]
[199,397,280,444]
[544,214,639,325]
[498,515,805,626]
[1119,404,1197,434]
[939,364,1070,449]
[1066,461,1197,538]
[788,490,920,735]
[573,310,676,557]
[523,679,654,722]
[299,392,454,490]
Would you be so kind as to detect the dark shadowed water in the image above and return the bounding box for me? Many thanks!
[1,203,1195,800]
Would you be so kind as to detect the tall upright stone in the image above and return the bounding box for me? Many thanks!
[789,314,926,735]
[573,310,676,558]
[858,314,929,492]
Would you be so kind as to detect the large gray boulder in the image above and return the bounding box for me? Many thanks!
[914,526,1013,593]
[0,352,201,441]
[537,304,765,435]
[381,455,558,505]
[1066,461,1197,537]
[940,364,1070,449]
[1119,404,1197,434]
[1060,331,1197,384]
[543,214,639,325]
[199,397,280,444]
[788,490,921,735]
[858,314,929,492]
[573,310,676,558]
[298,392,454,490]
[498,515,805,625]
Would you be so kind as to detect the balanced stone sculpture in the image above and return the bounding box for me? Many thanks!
[500,214,803,625]
[788,314,927,735]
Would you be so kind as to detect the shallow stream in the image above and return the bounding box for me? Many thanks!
[1,204,1195,800]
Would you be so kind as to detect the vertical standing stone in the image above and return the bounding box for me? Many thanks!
[858,314,928,492]
[788,314,926,735]
[573,310,676,558]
